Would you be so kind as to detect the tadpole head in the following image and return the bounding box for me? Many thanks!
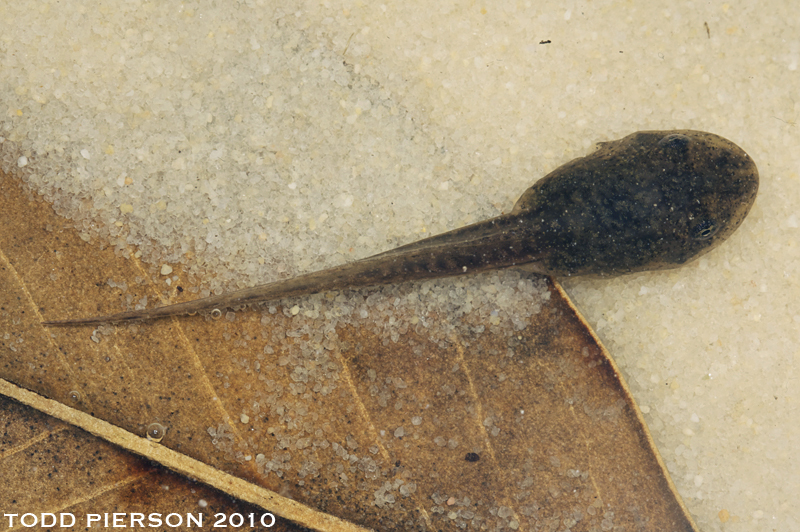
[646,130,759,266]
[515,130,759,277]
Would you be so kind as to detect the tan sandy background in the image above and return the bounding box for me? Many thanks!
[1,1,798,530]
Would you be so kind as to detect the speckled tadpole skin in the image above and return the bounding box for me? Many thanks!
[44,130,759,326]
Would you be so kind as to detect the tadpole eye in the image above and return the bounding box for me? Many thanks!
[690,219,718,240]
[658,133,691,149]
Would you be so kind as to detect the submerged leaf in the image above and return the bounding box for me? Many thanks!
[1,170,697,531]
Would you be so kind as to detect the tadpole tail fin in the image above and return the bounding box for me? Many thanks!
[42,212,547,326]
[42,313,149,326]
[42,305,198,326]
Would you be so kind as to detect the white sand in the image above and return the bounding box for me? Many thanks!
[2,0,798,530]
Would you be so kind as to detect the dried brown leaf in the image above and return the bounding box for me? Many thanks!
[0,169,698,531]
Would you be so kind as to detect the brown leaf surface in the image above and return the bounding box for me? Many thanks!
[0,169,698,531]
[0,392,307,531]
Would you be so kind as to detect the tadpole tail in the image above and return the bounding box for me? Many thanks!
[42,212,547,326]
[42,307,191,326]
[41,295,231,326]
